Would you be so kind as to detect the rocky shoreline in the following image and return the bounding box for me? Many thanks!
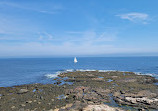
[0,71,158,111]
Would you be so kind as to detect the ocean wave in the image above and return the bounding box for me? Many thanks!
[45,74,58,78]
[98,70,117,72]
[45,71,62,78]
[134,72,158,78]
[45,69,75,79]
[76,69,158,78]
[65,69,74,72]
[76,69,96,72]
[45,69,158,79]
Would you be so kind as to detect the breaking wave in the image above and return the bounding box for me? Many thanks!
[45,69,158,79]
[45,73,59,78]
[134,72,158,78]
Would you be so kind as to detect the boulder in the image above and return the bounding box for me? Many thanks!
[17,89,29,94]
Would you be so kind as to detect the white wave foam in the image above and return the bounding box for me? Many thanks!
[75,69,158,78]
[98,70,117,72]
[45,69,74,79]
[134,72,142,75]
[65,69,74,72]
[135,72,158,77]
[45,71,62,78]
[77,69,119,72]
[45,74,58,78]
[45,69,158,79]
[76,69,96,72]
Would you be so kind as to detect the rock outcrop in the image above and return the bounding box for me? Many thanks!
[0,71,157,110]
[113,90,158,109]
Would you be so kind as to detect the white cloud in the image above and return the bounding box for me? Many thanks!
[65,31,83,34]
[0,29,117,57]
[117,12,149,23]
[39,11,57,14]
[0,1,62,15]
[38,35,43,40]
[98,32,116,42]
[0,42,156,57]
[38,32,53,41]
[65,30,116,43]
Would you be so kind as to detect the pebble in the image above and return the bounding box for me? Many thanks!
[11,106,15,109]
[21,104,26,107]
[26,100,32,103]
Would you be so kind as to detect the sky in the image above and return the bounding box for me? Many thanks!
[0,0,158,57]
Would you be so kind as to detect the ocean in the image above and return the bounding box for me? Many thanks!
[0,57,158,87]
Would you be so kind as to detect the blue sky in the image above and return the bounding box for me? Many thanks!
[0,0,158,57]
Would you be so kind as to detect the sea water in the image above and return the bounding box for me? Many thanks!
[0,57,158,87]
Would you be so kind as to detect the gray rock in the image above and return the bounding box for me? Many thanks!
[17,89,29,94]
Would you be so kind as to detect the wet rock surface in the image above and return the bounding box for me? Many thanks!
[0,71,158,111]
